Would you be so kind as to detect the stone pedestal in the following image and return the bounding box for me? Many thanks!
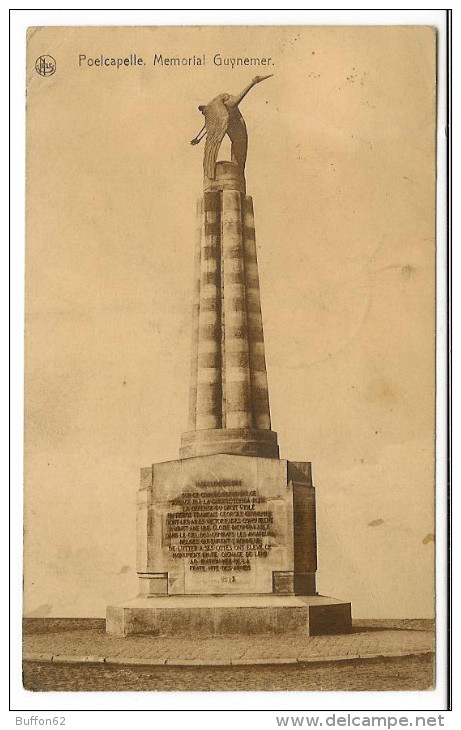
[137,455,316,597]
[106,454,352,636]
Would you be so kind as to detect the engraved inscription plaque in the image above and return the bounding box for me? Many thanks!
[165,484,275,573]
[136,454,300,596]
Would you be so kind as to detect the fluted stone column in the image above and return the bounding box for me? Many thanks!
[180,161,279,459]
[243,197,271,431]
[222,189,253,429]
[187,199,202,431]
[195,191,222,430]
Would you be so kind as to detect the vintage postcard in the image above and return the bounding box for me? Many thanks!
[23,24,436,692]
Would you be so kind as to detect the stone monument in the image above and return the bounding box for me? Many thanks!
[106,77,352,637]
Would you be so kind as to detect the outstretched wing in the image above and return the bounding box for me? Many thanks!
[203,99,229,179]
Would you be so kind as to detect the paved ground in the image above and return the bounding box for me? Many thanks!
[23,618,434,667]
[23,654,434,692]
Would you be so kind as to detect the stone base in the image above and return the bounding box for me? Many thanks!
[179,428,279,459]
[137,454,317,596]
[106,594,352,637]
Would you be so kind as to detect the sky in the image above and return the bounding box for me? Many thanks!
[24,25,435,618]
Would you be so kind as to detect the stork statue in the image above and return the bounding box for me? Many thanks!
[190,75,273,180]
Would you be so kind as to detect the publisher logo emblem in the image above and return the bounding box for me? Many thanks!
[35,55,56,77]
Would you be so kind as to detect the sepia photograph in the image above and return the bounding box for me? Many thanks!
[22,22,437,695]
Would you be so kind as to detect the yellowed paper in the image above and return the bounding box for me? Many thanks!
[24,25,436,690]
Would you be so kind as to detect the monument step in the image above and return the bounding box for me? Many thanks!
[106,594,352,638]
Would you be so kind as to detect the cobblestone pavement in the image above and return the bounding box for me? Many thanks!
[23,655,434,692]
[23,619,434,666]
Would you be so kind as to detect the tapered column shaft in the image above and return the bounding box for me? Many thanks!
[187,198,203,430]
[195,191,222,429]
[221,190,253,429]
[180,161,279,459]
[243,197,271,430]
